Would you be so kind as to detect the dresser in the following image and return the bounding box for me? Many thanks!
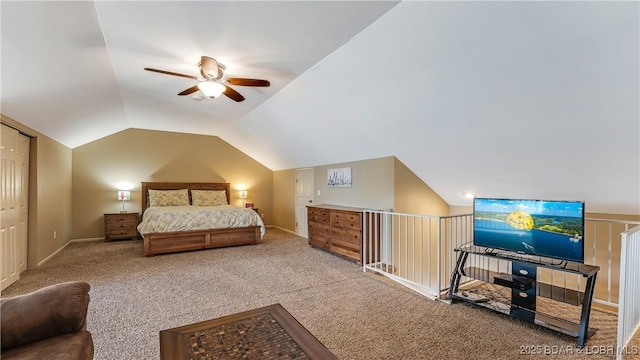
[104,212,139,241]
[307,205,371,263]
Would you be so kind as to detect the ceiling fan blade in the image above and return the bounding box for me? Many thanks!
[200,56,219,79]
[178,85,200,96]
[226,78,270,87]
[144,68,198,80]
[223,86,245,102]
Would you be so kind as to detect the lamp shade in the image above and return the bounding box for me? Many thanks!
[118,191,131,201]
[197,81,226,98]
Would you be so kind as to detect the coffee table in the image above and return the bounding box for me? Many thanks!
[160,304,338,359]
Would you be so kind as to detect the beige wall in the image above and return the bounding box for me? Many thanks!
[272,169,296,232]
[449,205,472,216]
[71,129,273,239]
[586,212,640,222]
[313,156,395,209]
[393,158,449,216]
[271,157,395,233]
[1,115,72,267]
[271,156,452,230]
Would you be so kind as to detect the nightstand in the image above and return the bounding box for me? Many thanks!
[104,212,139,241]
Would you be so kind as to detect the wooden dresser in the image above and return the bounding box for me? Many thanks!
[307,205,371,263]
[104,212,139,241]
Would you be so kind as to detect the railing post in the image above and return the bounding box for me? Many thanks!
[362,211,367,272]
[436,216,442,296]
[616,226,640,359]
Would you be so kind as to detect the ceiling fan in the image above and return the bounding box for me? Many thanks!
[144,56,270,102]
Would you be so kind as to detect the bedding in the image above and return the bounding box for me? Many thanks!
[148,189,190,207]
[138,205,265,239]
[191,190,227,206]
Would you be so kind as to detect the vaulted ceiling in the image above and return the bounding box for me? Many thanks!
[2,1,638,215]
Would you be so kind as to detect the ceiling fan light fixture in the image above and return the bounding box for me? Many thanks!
[145,55,268,102]
[197,81,226,98]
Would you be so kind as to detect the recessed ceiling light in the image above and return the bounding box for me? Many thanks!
[462,192,476,199]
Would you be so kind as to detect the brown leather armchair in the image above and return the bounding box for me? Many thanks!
[1,281,94,360]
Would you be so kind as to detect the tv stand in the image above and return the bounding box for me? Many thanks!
[448,245,600,348]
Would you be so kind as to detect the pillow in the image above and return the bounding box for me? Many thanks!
[191,190,228,206]
[148,189,189,207]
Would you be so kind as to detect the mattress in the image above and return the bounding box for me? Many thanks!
[137,205,265,238]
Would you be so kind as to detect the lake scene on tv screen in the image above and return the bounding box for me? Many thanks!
[474,198,584,262]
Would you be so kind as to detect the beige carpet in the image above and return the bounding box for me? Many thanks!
[2,228,638,360]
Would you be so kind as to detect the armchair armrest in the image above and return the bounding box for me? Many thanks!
[1,281,91,351]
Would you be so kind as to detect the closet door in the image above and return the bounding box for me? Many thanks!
[16,132,29,272]
[1,124,29,290]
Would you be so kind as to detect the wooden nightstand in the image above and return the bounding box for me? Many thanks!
[104,212,139,241]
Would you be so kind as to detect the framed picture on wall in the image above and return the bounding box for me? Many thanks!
[327,167,352,188]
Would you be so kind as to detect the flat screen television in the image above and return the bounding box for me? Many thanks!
[473,198,585,263]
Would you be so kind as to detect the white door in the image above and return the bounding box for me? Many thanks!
[16,133,29,272]
[1,124,29,290]
[295,168,314,238]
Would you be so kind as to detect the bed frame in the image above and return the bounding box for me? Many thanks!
[140,182,261,256]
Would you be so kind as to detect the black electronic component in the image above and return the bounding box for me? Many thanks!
[492,272,533,291]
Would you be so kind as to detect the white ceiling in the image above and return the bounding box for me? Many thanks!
[2,1,639,215]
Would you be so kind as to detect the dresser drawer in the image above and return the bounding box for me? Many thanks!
[308,207,330,224]
[106,222,136,232]
[309,222,330,236]
[331,227,361,246]
[106,216,138,227]
[330,211,362,230]
[106,227,137,238]
[309,234,330,250]
[104,213,139,241]
[330,245,360,262]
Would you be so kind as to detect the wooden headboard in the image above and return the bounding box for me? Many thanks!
[141,182,231,211]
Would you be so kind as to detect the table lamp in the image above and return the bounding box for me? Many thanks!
[118,190,131,213]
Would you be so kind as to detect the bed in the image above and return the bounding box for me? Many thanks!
[138,182,264,256]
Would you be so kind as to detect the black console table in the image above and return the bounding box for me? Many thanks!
[448,245,600,348]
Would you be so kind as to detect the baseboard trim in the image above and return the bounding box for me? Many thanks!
[266,225,304,237]
[36,242,71,267]
[71,237,104,243]
[36,237,104,268]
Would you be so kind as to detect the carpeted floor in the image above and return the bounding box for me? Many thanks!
[2,228,638,360]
